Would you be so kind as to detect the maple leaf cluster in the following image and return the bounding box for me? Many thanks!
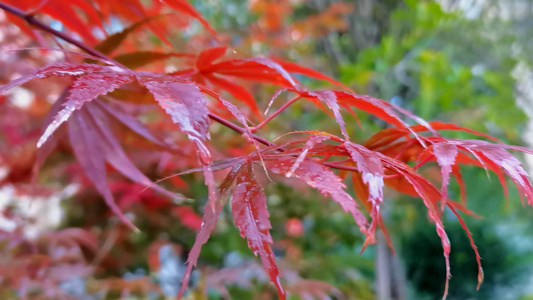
[0,0,532,299]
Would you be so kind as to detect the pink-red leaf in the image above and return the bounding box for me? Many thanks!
[308,91,349,140]
[204,74,261,118]
[198,86,261,153]
[38,71,133,147]
[272,58,352,91]
[413,121,500,142]
[68,111,136,231]
[0,63,110,95]
[286,135,330,177]
[32,89,68,179]
[433,143,458,212]
[335,91,408,130]
[345,142,384,247]
[364,121,500,151]
[231,162,285,299]
[448,205,483,291]
[177,162,244,299]
[95,100,167,147]
[206,59,296,87]
[138,76,217,230]
[450,139,533,206]
[196,46,228,70]
[336,92,431,145]
[264,88,289,116]
[138,77,211,163]
[265,156,369,239]
[248,57,298,87]
[84,103,180,200]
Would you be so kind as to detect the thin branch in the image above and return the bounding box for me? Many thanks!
[208,113,282,149]
[208,113,362,172]
[250,95,301,133]
[0,1,125,68]
[413,154,435,170]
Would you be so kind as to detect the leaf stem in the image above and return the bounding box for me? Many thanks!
[208,112,282,149]
[208,113,359,172]
[209,113,359,172]
[413,154,435,170]
[250,95,301,133]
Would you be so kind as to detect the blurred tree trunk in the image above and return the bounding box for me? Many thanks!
[309,0,403,66]
[376,231,406,300]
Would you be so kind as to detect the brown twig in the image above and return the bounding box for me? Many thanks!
[250,95,301,133]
